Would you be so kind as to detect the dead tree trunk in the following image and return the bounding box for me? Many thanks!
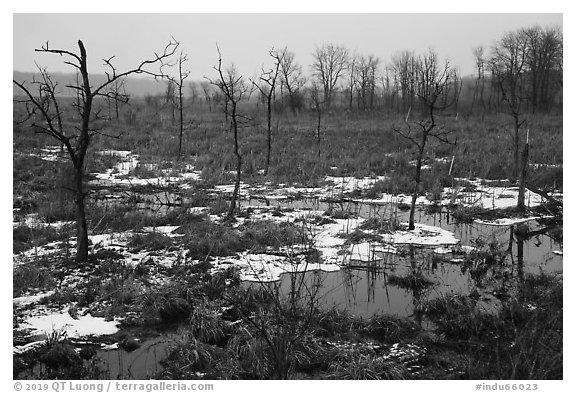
[209,45,248,220]
[14,39,178,263]
[316,106,322,159]
[393,53,456,231]
[74,165,88,260]
[311,82,324,160]
[230,99,242,218]
[170,52,190,161]
[251,49,282,176]
[517,130,530,210]
[409,143,427,230]
[266,101,272,174]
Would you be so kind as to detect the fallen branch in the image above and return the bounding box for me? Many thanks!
[526,184,562,207]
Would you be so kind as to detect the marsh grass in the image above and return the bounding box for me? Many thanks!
[13,258,57,297]
[137,283,193,324]
[325,352,407,380]
[13,224,64,253]
[387,271,436,292]
[128,232,174,252]
[176,217,311,260]
[421,273,562,379]
[340,229,383,244]
[13,100,562,380]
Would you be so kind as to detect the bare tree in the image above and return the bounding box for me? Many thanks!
[356,54,380,111]
[490,29,529,181]
[447,67,462,115]
[199,81,213,112]
[310,82,324,159]
[278,48,306,115]
[251,48,282,176]
[105,78,129,121]
[13,39,179,263]
[346,53,358,110]
[209,45,249,220]
[517,129,530,210]
[166,50,191,160]
[311,43,349,110]
[523,26,563,113]
[188,81,200,106]
[391,51,419,114]
[393,51,457,230]
[165,78,177,123]
[471,46,486,114]
[381,65,397,112]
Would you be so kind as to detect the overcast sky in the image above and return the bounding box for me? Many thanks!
[13,13,562,81]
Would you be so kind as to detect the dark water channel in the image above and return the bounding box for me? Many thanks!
[96,336,171,379]
[243,197,562,318]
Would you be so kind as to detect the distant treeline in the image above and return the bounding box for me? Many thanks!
[13,25,562,116]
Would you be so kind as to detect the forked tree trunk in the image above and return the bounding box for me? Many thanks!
[76,40,91,263]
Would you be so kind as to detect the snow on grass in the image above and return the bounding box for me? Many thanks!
[179,171,202,181]
[24,310,120,337]
[189,207,210,215]
[91,150,201,188]
[354,193,428,206]
[16,308,120,352]
[14,226,185,270]
[354,177,560,211]
[460,245,477,254]
[346,242,396,262]
[13,291,56,307]
[314,217,367,263]
[207,207,459,279]
[14,239,70,260]
[98,150,132,158]
[473,216,553,226]
[90,231,187,268]
[142,225,180,234]
[90,232,134,248]
[433,247,453,255]
[213,252,340,282]
[324,176,387,194]
[13,341,45,355]
[530,163,562,169]
[27,145,66,162]
[14,213,74,229]
[384,223,459,246]
[451,178,554,209]
[212,175,387,202]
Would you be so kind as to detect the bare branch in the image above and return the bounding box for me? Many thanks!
[36,41,81,63]
[392,125,422,149]
[92,38,180,97]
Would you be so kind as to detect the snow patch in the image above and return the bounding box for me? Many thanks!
[13,291,55,307]
[474,216,553,226]
[384,223,459,246]
[21,309,120,339]
[213,252,340,282]
[142,225,180,234]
